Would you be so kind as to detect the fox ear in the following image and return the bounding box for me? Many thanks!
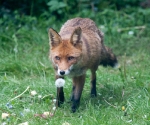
[70,27,82,49]
[48,28,62,48]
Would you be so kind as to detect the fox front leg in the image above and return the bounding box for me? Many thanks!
[55,76,65,107]
[57,87,65,107]
[71,74,85,112]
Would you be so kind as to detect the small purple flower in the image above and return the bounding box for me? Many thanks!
[9,105,13,109]
[6,118,10,122]
[6,103,10,107]
[6,102,13,109]
[20,112,24,117]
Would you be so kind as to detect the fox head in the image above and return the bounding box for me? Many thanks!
[48,27,82,76]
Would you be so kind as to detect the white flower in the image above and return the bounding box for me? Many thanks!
[62,122,71,125]
[143,115,147,119]
[2,113,10,119]
[2,122,7,125]
[127,120,132,123]
[18,122,28,125]
[99,25,105,29]
[24,108,30,113]
[38,95,42,99]
[52,106,56,110]
[128,31,134,35]
[53,99,57,103]
[13,47,18,53]
[43,112,50,116]
[30,90,37,96]
[55,78,65,88]
[79,115,82,118]
[43,112,54,117]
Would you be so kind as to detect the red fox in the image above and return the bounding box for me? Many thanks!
[48,17,117,112]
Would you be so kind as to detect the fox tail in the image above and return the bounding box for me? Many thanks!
[99,46,118,67]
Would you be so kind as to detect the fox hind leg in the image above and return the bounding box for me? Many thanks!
[90,69,97,97]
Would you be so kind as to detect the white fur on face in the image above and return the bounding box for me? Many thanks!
[57,65,73,76]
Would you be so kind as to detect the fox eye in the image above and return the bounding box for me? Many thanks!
[55,56,60,60]
[68,56,74,61]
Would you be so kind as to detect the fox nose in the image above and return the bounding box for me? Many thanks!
[60,70,65,75]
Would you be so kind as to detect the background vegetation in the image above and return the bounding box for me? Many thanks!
[0,0,150,124]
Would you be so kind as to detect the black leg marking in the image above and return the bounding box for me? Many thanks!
[91,77,97,97]
[71,98,80,113]
[71,74,85,112]
[70,86,81,112]
[57,87,65,107]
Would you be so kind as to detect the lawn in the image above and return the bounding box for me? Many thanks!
[0,8,150,125]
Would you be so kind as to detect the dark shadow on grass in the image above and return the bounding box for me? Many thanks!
[71,84,126,112]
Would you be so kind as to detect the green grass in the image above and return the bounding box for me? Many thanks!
[0,8,150,125]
